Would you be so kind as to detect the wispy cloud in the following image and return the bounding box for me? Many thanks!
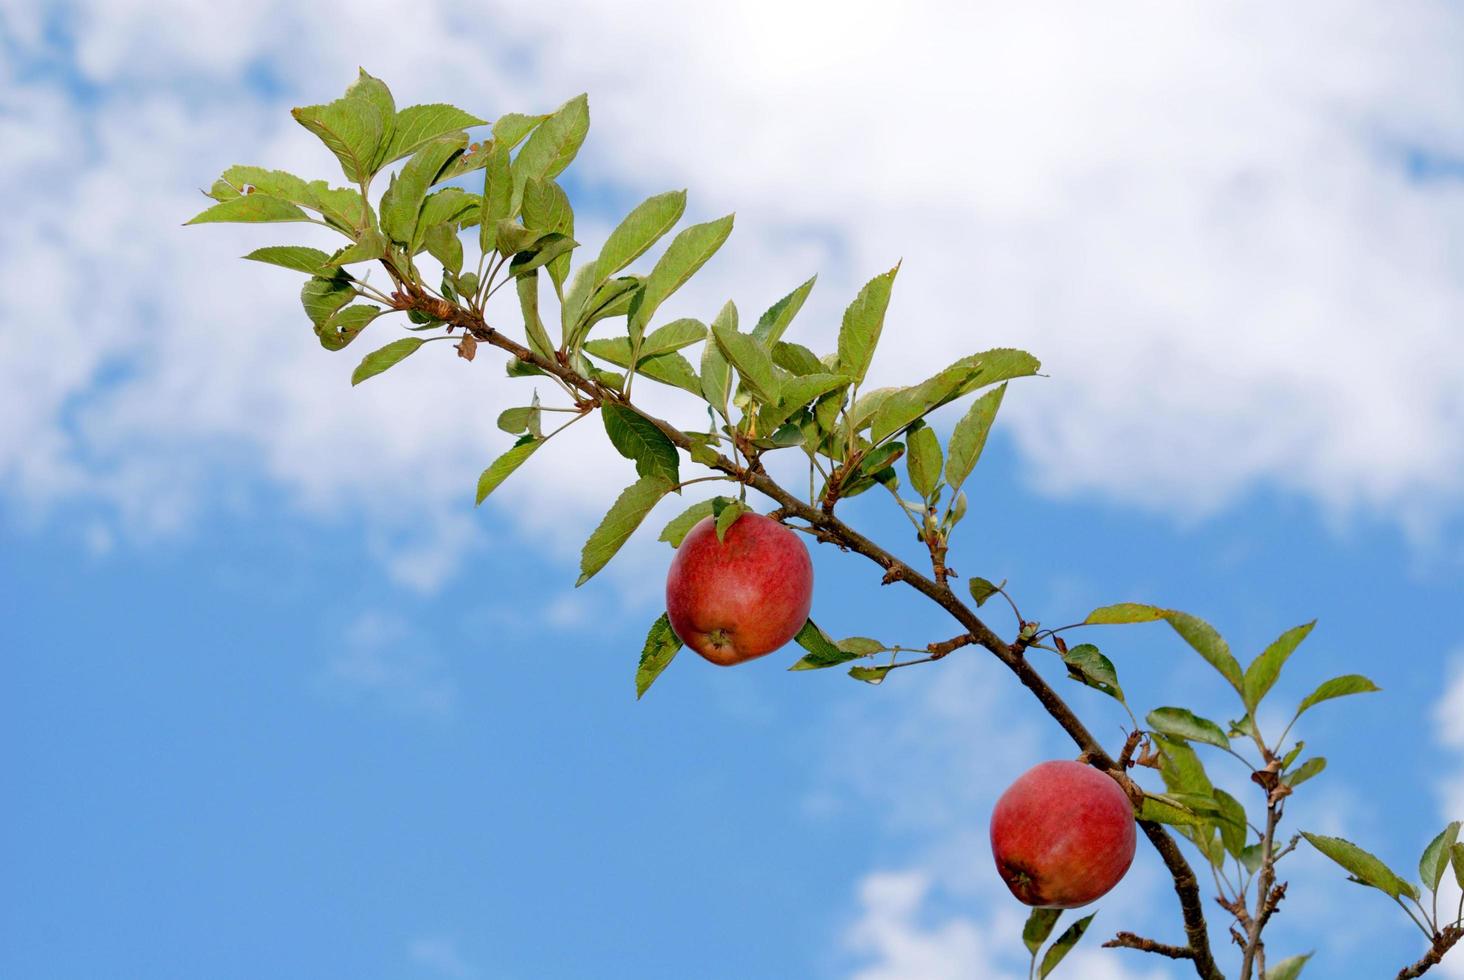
[317,611,458,719]
[844,867,1174,980]
[409,935,479,979]
[4,0,1463,591]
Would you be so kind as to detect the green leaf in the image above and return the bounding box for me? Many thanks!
[836,265,899,386]
[869,349,1039,444]
[1283,756,1326,788]
[291,85,389,184]
[475,436,542,505]
[578,276,643,333]
[418,187,479,233]
[1295,674,1381,717]
[583,339,703,396]
[1083,603,1168,625]
[206,178,241,201]
[512,93,589,212]
[1280,741,1305,770]
[492,112,547,149]
[772,341,825,377]
[759,374,849,432]
[576,475,674,586]
[1265,953,1312,980]
[308,183,374,234]
[351,337,424,385]
[943,490,968,532]
[752,275,817,345]
[1165,792,1224,817]
[509,232,580,278]
[1081,603,1247,693]
[215,165,313,202]
[496,400,542,437]
[243,245,335,275]
[1165,611,1245,695]
[701,326,733,419]
[317,304,382,351]
[300,273,357,327]
[839,637,885,657]
[1452,843,1464,893]
[1213,788,1248,858]
[1154,734,1214,796]
[968,577,1000,607]
[380,133,468,245]
[1137,794,1206,828]
[422,223,463,276]
[640,318,708,359]
[1147,707,1231,750]
[1023,908,1062,957]
[376,103,485,169]
[630,215,736,342]
[1301,832,1418,900]
[346,68,396,132]
[1420,822,1462,893]
[713,498,746,542]
[478,139,513,254]
[635,612,683,699]
[185,194,309,225]
[943,348,1041,402]
[602,402,680,485]
[1243,620,1316,714]
[516,273,556,360]
[835,442,904,498]
[905,422,943,501]
[868,363,972,444]
[594,189,687,282]
[333,227,386,266]
[1039,912,1095,978]
[790,624,878,667]
[658,499,719,548]
[847,386,899,432]
[790,621,858,670]
[521,177,575,290]
[848,664,892,685]
[1229,714,1259,740]
[1062,643,1124,702]
[945,383,1005,489]
[710,305,781,405]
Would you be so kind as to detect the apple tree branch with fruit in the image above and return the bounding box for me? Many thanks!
[190,72,1464,980]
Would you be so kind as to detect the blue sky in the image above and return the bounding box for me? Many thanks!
[4,3,1464,979]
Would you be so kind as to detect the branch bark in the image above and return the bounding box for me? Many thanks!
[1103,932,1197,960]
[1398,926,1464,979]
[408,289,1226,980]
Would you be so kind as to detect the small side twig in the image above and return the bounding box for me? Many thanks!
[1103,932,1196,961]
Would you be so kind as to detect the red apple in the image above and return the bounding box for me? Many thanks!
[665,511,813,666]
[990,759,1137,908]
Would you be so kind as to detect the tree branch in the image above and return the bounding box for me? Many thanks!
[1398,926,1464,979]
[407,288,1225,980]
[1103,932,1196,960]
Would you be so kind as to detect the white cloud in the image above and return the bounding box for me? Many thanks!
[317,611,458,718]
[1440,678,1464,826]
[5,0,1464,590]
[844,868,1174,980]
[408,935,478,979]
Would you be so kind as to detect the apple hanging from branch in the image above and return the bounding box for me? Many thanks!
[665,511,813,666]
[991,759,1138,909]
